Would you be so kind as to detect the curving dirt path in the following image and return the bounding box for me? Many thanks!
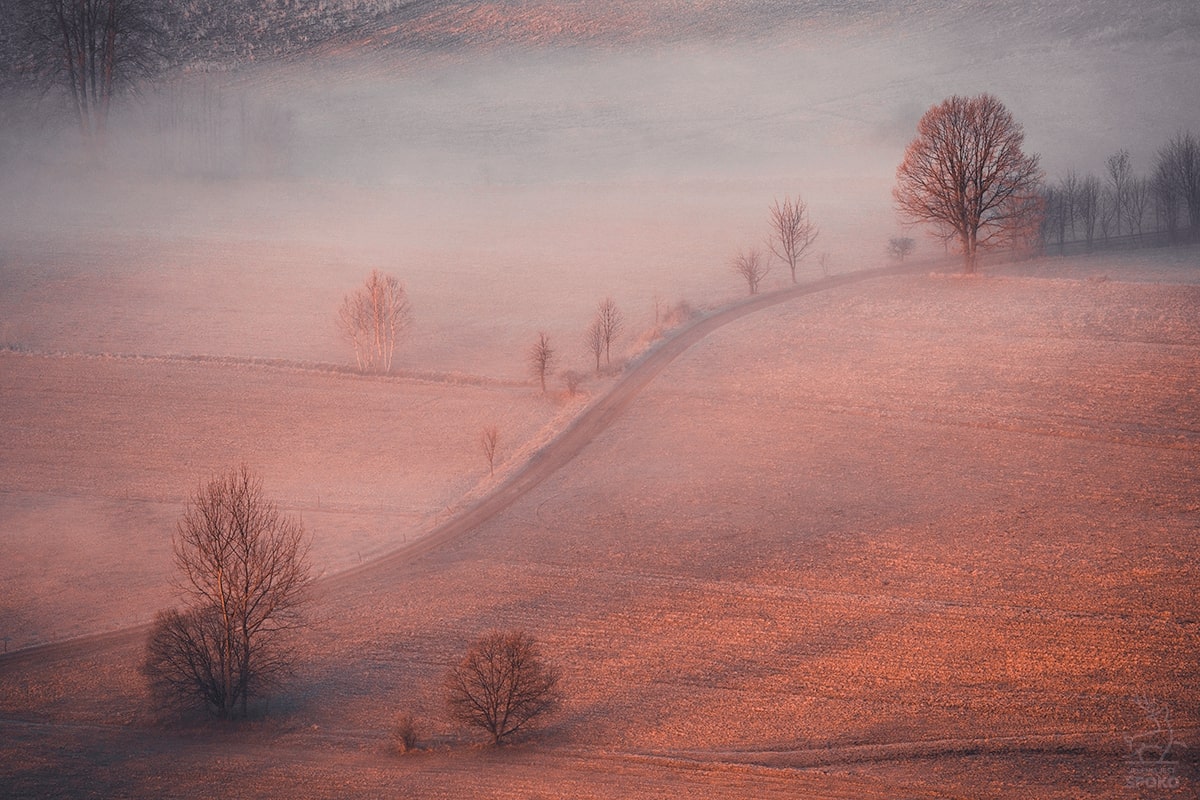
[0,261,924,674]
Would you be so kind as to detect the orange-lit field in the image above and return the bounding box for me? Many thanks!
[3,1,1199,797]
[2,253,1197,798]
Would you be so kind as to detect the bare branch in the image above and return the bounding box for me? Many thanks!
[528,332,555,394]
[480,425,499,477]
[445,630,561,744]
[584,318,604,374]
[887,236,915,261]
[894,94,1042,273]
[146,465,310,719]
[596,297,623,366]
[731,247,768,295]
[338,270,411,373]
[768,195,818,283]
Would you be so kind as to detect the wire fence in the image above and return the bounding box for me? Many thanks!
[1043,225,1197,257]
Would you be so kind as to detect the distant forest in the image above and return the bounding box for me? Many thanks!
[0,0,407,79]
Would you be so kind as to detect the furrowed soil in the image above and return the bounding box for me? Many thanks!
[2,259,1197,798]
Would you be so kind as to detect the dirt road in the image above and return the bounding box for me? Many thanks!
[0,261,922,674]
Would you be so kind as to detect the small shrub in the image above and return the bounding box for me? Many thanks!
[562,369,583,397]
[660,300,695,328]
[392,712,418,754]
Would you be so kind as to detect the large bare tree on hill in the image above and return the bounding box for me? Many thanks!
[768,195,818,283]
[144,465,311,719]
[894,93,1042,273]
[338,270,411,373]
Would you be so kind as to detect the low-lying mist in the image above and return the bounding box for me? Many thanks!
[1,4,1196,376]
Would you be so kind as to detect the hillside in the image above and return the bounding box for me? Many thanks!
[2,253,1197,798]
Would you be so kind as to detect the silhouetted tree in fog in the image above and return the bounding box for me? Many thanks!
[1076,175,1101,250]
[894,93,1042,273]
[338,270,411,373]
[144,465,310,719]
[596,297,623,366]
[1153,159,1182,240]
[768,195,818,283]
[1058,171,1079,240]
[20,0,169,141]
[887,236,915,261]
[818,252,831,276]
[1040,184,1067,252]
[1106,149,1132,237]
[1156,131,1200,236]
[528,332,555,394]
[562,369,582,397]
[1126,176,1150,236]
[585,318,604,374]
[731,248,768,294]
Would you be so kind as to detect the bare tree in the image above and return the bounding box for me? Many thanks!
[445,630,561,744]
[894,93,1042,273]
[561,369,583,397]
[338,270,411,373]
[1076,174,1102,250]
[768,195,818,283]
[1125,176,1150,237]
[1106,149,1132,237]
[1098,188,1115,241]
[1058,171,1079,240]
[528,332,555,394]
[1156,131,1200,236]
[596,297,623,366]
[144,605,231,718]
[1040,184,1067,253]
[1153,158,1182,240]
[731,247,768,294]
[887,236,916,261]
[480,425,499,477]
[818,252,831,276]
[144,465,310,719]
[584,318,604,374]
[21,0,168,142]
